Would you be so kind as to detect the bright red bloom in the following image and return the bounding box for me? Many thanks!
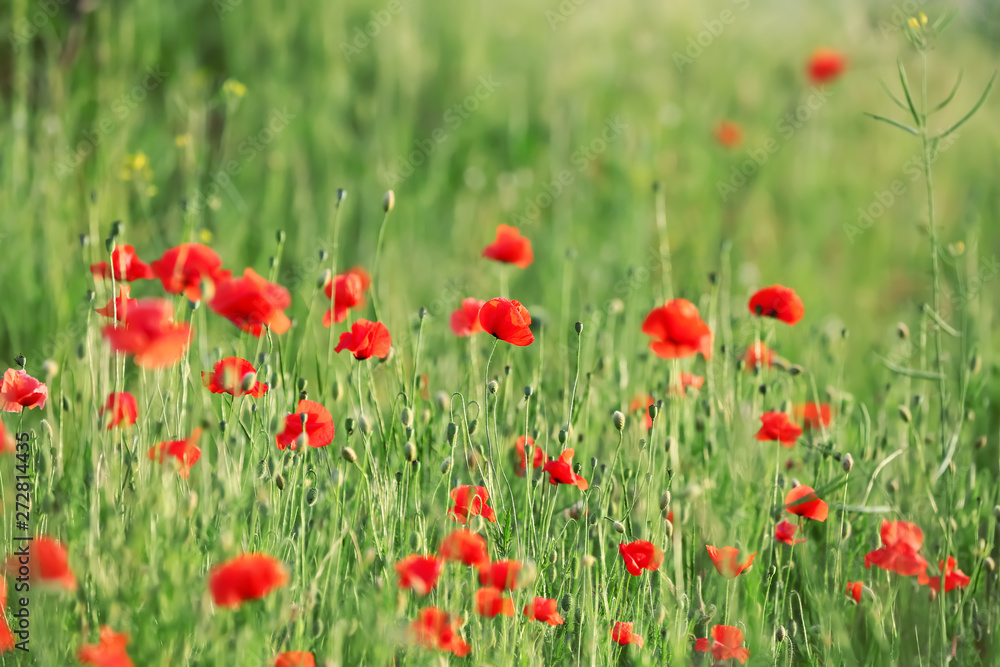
[630,394,654,429]
[714,121,743,148]
[749,285,804,325]
[808,48,846,84]
[101,298,192,368]
[523,598,565,626]
[0,420,14,454]
[846,581,863,603]
[475,587,515,618]
[274,652,315,667]
[542,449,589,490]
[148,428,202,478]
[448,485,498,524]
[396,555,444,595]
[784,485,828,522]
[478,559,522,591]
[478,298,534,346]
[670,372,704,396]
[78,626,134,667]
[202,357,268,397]
[4,536,76,590]
[450,298,486,337]
[756,412,802,447]
[334,319,392,359]
[0,579,12,652]
[864,520,930,577]
[619,540,663,576]
[210,268,291,336]
[641,299,713,360]
[610,622,644,649]
[150,243,231,301]
[515,435,547,477]
[0,369,48,412]
[101,392,138,429]
[409,607,471,657]
[276,399,334,450]
[694,625,750,664]
[743,341,774,368]
[438,529,489,568]
[323,268,369,326]
[795,402,832,430]
[95,285,138,322]
[483,224,533,268]
[208,553,288,607]
[90,245,154,282]
[774,520,806,546]
[918,557,970,593]
[706,545,756,579]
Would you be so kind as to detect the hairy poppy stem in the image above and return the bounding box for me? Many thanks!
[325,194,346,381]
[369,208,393,323]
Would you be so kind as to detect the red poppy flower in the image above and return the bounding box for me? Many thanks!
[334,319,392,360]
[523,597,565,626]
[208,553,289,607]
[95,285,139,322]
[148,428,202,478]
[274,652,315,667]
[210,268,291,337]
[475,586,515,618]
[0,369,48,412]
[515,435,547,477]
[0,420,14,455]
[396,555,444,595]
[918,557,970,593]
[478,559,522,591]
[101,392,138,429]
[542,449,589,490]
[694,625,750,664]
[323,268,369,326]
[150,243,231,301]
[483,224,533,268]
[102,298,192,368]
[714,121,742,148]
[78,626,134,667]
[846,581,863,603]
[4,535,76,590]
[756,412,802,447]
[448,485,498,524]
[619,540,664,576]
[748,285,804,325]
[90,245,154,282]
[745,343,776,370]
[409,607,471,657]
[794,402,832,430]
[706,545,756,579]
[438,529,489,568]
[641,299,713,360]
[630,395,654,429]
[774,520,806,546]
[450,298,486,337]
[864,521,930,577]
[784,485,828,522]
[808,48,846,84]
[203,357,268,398]
[478,298,534,346]
[610,621,644,649]
[0,580,12,652]
[276,399,335,450]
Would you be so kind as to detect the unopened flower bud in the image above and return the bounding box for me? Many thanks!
[896,322,910,339]
[383,190,395,212]
[332,381,344,401]
[985,556,996,573]
[341,446,358,463]
[317,269,331,289]
[664,436,674,453]
[434,391,450,411]
[975,436,987,450]
[558,429,568,444]
[440,457,453,475]
[660,491,671,511]
[842,453,854,473]
[306,487,319,506]
[400,407,413,427]
[241,372,257,392]
[488,380,498,395]
[344,417,355,435]
[612,411,625,431]
[648,404,658,422]
[468,419,479,435]
[275,473,286,491]
[524,385,534,399]
[358,416,372,435]
[574,321,583,334]
[970,355,982,374]
[404,441,417,462]
[776,626,786,643]
[898,405,912,423]
[447,422,458,444]
[612,521,625,535]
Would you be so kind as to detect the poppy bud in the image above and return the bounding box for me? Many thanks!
[887,479,899,494]
[612,411,625,431]
[560,594,573,612]
[341,446,358,463]
[970,353,983,374]
[419,410,430,426]
[306,487,319,506]
[898,405,912,423]
[105,237,115,253]
[383,190,395,212]
[440,457,452,475]
[257,459,270,480]
[582,554,597,569]
[409,532,422,550]
[275,230,286,243]
[468,419,479,435]
[331,381,344,401]
[359,416,372,435]
[648,404,658,422]
[967,409,975,422]
[549,551,558,564]
[400,407,413,427]
[788,364,803,376]
[896,322,910,339]
[317,269,331,289]
[337,188,347,201]
[985,556,996,573]
[219,419,227,432]
[776,626,786,643]
[524,385,534,399]
[559,429,568,444]
[664,436,674,453]
[664,518,674,539]
[447,422,458,444]
[842,453,854,473]
[275,473,286,491]
[404,441,417,462]
[975,436,987,450]
[488,380,498,395]
[660,491,671,511]
[612,520,625,534]
[405,426,414,440]
[434,391,450,411]
[574,607,585,626]
[344,417,355,435]
[80,233,90,246]
[575,321,583,334]
[240,372,257,393]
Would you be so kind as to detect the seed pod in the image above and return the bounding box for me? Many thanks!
[341,446,358,463]
[612,411,625,431]
[440,457,453,475]
[404,441,417,462]
[274,473,286,491]
[842,453,854,473]
[400,407,413,427]
[344,417,355,435]
[648,404,658,422]
[488,380,498,395]
[447,422,458,444]
[468,419,479,435]
[975,436,987,450]
[898,405,912,423]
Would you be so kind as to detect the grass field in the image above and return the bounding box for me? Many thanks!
[2,0,1000,664]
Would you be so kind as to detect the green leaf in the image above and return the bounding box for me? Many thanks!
[864,112,919,135]
[932,69,963,113]
[897,61,922,127]
[879,78,911,113]
[938,72,996,140]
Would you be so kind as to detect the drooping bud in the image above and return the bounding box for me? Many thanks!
[440,457,453,475]
[775,626,786,643]
[447,422,458,444]
[400,406,413,427]
[468,419,479,435]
